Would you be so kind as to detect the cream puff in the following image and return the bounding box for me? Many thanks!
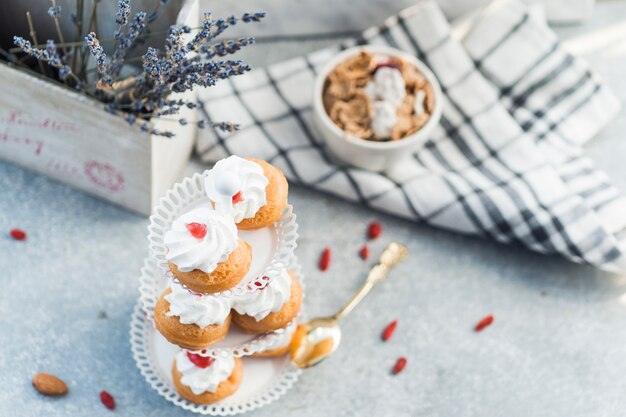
[172,350,243,404]
[204,156,288,230]
[232,269,302,334]
[155,285,232,350]
[253,324,297,358]
[164,207,252,293]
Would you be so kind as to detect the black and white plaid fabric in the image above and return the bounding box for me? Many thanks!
[196,0,626,273]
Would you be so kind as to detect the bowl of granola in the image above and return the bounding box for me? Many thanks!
[313,45,442,172]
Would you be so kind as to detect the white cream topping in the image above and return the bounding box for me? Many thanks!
[370,101,397,138]
[414,89,426,116]
[364,66,406,138]
[232,269,292,321]
[164,207,238,273]
[175,351,235,395]
[204,156,269,223]
[165,283,232,328]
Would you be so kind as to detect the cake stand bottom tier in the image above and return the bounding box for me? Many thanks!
[130,301,302,415]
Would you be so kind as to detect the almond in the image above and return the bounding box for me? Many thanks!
[32,373,68,396]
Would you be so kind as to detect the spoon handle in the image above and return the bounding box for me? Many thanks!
[333,242,408,320]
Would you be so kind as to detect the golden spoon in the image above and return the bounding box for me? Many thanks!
[290,242,408,368]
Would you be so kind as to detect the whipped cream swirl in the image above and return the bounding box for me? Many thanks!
[204,156,269,223]
[364,66,406,138]
[165,283,232,328]
[164,207,238,273]
[232,269,292,321]
[175,351,235,395]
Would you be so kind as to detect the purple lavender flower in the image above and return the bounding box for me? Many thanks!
[202,37,255,59]
[242,12,266,22]
[125,113,136,125]
[110,11,147,76]
[115,0,131,25]
[85,32,112,86]
[45,40,62,67]
[59,65,72,80]
[142,47,162,84]
[48,5,61,18]
[13,37,32,53]
[212,121,239,132]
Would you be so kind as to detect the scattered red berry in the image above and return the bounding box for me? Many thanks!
[185,222,207,239]
[100,390,115,410]
[359,245,369,260]
[382,320,398,341]
[474,315,494,332]
[318,247,331,271]
[367,222,382,239]
[232,191,244,204]
[186,351,215,369]
[392,357,407,375]
[9,228,26,241]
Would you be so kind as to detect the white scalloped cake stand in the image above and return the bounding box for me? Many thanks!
[130,301,302,416]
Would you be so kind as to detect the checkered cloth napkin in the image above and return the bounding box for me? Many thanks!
[196,0,626,274]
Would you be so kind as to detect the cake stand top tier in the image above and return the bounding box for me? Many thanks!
[148,170,298,297]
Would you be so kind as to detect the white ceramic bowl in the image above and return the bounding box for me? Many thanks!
[312,45,443,172]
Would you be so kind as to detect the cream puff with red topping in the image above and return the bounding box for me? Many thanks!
[164,207,252,293]
[172,350,243,404]
[231,269,302,334]
[204,156,288,230]
[155,283,232,350]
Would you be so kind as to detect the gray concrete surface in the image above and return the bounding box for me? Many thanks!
[2,1,626,416]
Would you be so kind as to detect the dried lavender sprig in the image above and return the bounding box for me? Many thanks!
[110,11,147,77]
[186,12,265,53]
[26,12,47,75]
[242,12,266,22]
[202,37,255,59]
[85,32,112,86]
[152,116,239,133]
[48,0,69,56]
[186,12,215,52]
[170,59,251,93]
[141,47,162,84]
[209,120,239,132]
[13,36,79,86]
[160,25,188,80]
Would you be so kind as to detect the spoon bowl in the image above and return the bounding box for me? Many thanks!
[290,242,408,368]
[290,317,341,368]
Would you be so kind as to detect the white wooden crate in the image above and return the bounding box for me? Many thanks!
[0,0,199,215]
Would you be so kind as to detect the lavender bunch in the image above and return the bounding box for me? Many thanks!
[9,0,265,138]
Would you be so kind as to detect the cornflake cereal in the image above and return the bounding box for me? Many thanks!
[322,51,435,141]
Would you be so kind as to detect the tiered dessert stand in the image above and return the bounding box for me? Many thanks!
[130,171,304,415]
